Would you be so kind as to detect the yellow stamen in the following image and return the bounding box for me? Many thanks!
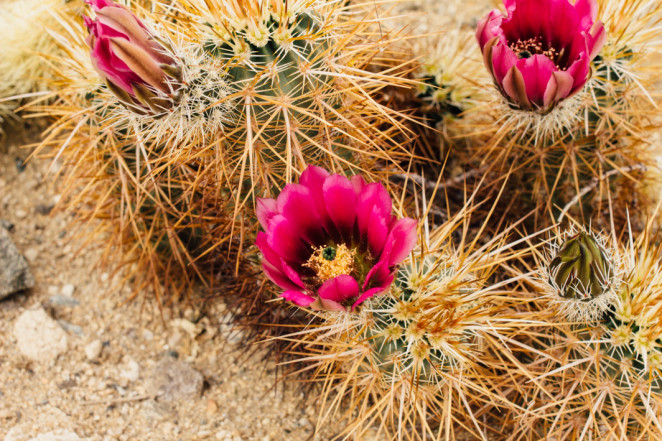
[304,244,355,283]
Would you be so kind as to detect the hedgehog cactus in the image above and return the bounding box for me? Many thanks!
[410,0,662,230]
[29,0,411,301]
[365,256,479,383]
[517,220,662,440]
[202,6,332,126]
[271,189,546,440]
[177,0,409,197]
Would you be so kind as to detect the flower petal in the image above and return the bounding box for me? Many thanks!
[367,209,389,256]
[109,37,169,93]
[322,174,357,239]
[87,0,118,10]
[516,55,557,108]
[363,260,390,291]
[565,53,590,95]
[281,290,315,307]
[382,218,417,266]
[476,10,504,49]
[587,22,606,60]
[353,280,394,308]
[277,184,324,245]
[280,258,306,289]
[350,174,366,195]
[356,182,391,237]
[503,64,532,109]
[543,70,574,108]
[574,0,599,25]
[318,274,359,303]
[491,42,519,85]
[256,231,281,269]
[266,215,309,263]
[256,198,278,230]
[262,261,300,292]
[299,165,332,229]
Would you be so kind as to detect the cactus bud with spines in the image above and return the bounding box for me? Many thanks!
[542,229,621,321]
[83,0,183,115]
[519,219,662,440]
[548,231,614,302]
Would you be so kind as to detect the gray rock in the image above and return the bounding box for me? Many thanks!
[149,358,204,402]
[13,307,68,363]
[0,219,14,231]
[48,295,79,308]
[0,227,35,300]
[57,320,83,337]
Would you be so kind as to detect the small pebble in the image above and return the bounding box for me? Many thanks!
[58,320,84,337]
[35,204,54,215]
[24,248,39,262]
[206,399,218,416]
[84,339,103,362]
[49,295,80,308]
[142,329,154,341]
[120,359,140,382]
[61,284,76,297]
[0,219,14,231]
[13,308,68,363]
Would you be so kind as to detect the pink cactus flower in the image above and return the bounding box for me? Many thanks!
[84,0,179,110]
[476,0,606,113]
[256,166,418,312]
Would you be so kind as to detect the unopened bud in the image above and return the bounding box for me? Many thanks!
[549,232,614,301]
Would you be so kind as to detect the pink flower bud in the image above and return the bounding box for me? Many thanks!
[84,0,181,113]
[476,0,606,112]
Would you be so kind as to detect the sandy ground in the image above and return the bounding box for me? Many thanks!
[0,126,346,441]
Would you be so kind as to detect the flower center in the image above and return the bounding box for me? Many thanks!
[304,244,356,283]
[510,37,563,68]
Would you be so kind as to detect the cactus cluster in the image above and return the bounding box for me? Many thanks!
[5,0,662,439]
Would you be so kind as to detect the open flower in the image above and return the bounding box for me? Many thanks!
[84,0,181,113]
[256,166,418,312]
[476,0,606,113]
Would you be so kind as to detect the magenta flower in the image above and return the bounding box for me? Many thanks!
[476,0,606,112]
[256,166,418,312]
[84,0,180,111]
